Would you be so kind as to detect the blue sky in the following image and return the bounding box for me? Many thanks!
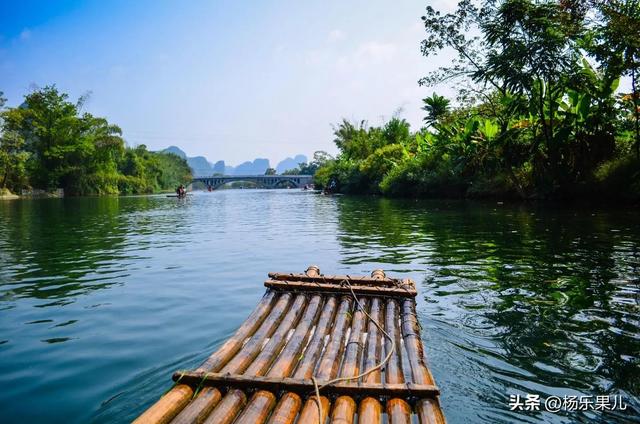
[0,0,455,165]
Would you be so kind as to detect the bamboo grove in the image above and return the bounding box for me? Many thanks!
[314,0,640,201]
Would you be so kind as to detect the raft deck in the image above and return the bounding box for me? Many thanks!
[134,266,446,423]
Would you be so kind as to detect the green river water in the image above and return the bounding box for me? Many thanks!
[0,190,638,423]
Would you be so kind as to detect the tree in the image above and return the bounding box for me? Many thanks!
[2,86,90,190]
[0,86,194,195]
[420,0,493,89]
[0,91,28,192]
[421,93,451,127]
[284,151,335,175]
[312,150,333,166]
[589,0,640,158]
[0,130,29,192]
[265,167,276,175]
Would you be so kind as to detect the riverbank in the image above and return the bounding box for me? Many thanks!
[0,189,19,200]
[0,188,65,200]
[312,117,640,204]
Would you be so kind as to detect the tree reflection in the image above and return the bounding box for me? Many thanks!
[335,196,639,419]
[0,196,159,303]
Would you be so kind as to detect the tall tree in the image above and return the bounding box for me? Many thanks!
[421,93,451,127]
[589,0,640,158]
[0,91,29,192]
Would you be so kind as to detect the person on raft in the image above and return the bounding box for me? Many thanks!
[176,185,186,198]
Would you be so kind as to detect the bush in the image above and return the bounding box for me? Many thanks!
[594,154,640,201]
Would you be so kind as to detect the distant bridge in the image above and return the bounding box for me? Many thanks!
[193,174,313,190]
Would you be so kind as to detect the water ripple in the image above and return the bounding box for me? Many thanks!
[0,193,638,423]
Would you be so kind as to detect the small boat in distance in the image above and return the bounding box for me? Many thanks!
[168,184,188,198]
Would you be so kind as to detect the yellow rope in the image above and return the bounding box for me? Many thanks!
[311,279,396,423]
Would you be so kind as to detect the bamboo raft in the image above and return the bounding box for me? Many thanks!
[134,266,446,424]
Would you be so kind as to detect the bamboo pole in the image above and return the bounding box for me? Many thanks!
[169,293,293,424]
[385,299,412,423]
[384,300,404,384]
[244,294,307,376]
[305,265,321,277]
[220,293,293,373]
[230,265,322,423]
[296,396,330,424]
[197,291,278,372]
[205,294,307,424]
[297,296,353,420]
[267,296,338,423]
[401,300,446,424]
[370,269,386,280]
[133,385,193,424]
[267,295,323,377]
[400,300,434,385]
[134,291,277,424]
[387,398,412,424]
[331,298,368,423]
[358,397,382,424]
[359,269,385,424]
[265,393,301,424]
[191,293,293,423]
[291,297,338,379]
[267,273,403,287]
[201,390,247,424]
[363,298,383,381]
[330,396,356,423]
[239,294,323,423]
[235,265,322,424]
[339,298,368,378]
[170,372,440,398]
[416,399,447,424]
[315,297,353,380]
[265,279,417,297]
[358,297,383,424]
[169,387,221,424]
[233,391,276,424]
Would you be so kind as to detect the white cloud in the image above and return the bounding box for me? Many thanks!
[327,29,345,42]
[19,29,31,41]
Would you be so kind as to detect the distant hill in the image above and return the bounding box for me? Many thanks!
[276,154,308,174]
[188,156,215,177]
[212,160,225,174]
[234,158,270,175]
[162,146,214,177]
[163,146,187,159]
[162,146,308,176]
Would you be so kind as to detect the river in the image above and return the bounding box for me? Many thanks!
[0,190,638,423]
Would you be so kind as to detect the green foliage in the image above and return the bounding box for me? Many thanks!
[265,167,276,175]
[283,151,334,175]
[594,154,640,200]
[0,130,30,192]
[421,93,451,127]
[312,0,639,201]
[0,86,192,195]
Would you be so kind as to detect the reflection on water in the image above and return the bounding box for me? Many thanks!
[0,193,638,423]
[336,198,639,423]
